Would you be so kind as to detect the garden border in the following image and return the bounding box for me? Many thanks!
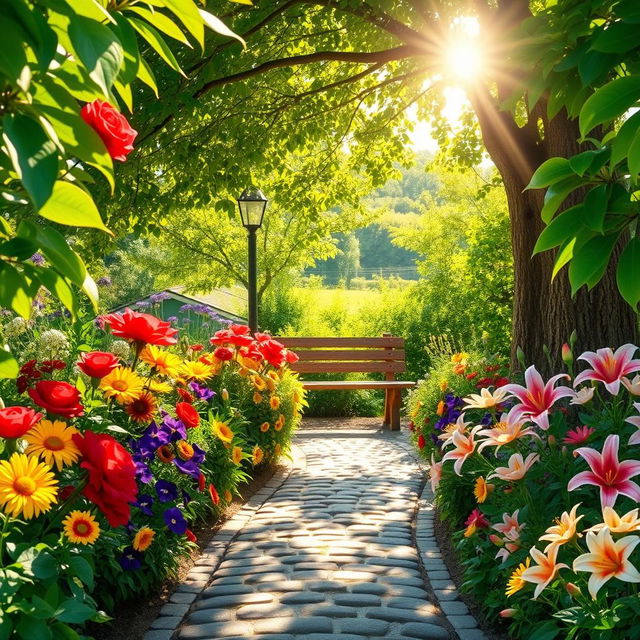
[142,442,307,640]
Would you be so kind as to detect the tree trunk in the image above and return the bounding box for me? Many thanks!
[470,95,638,373]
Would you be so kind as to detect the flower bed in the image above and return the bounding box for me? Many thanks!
[0,310,304,637]
[409,342,640,639]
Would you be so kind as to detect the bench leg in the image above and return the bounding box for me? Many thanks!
[383,388,401,431]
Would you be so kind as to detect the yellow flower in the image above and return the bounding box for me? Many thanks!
[100,367,145,404]
[221,388,229,402]
[253,446,264,465]
[125,392,158,423]
[436,401,445,416]
[212,421,234,443]
[506,557,531,597]
[260,422,270,433]
[231,445,243,465]
[251,375,266,391]
[0,453,58,519]
[148,379,173,394]
[267,371,279,381]
[270,396,281,410]
[451,352,469,364]
[473,476,494,504]
[293,390,302,404]
[253,392,263,404]
[539,504,583,552]
[463,387,510,410]
[24,420,80,471]
[180,360,215,381]
[587,506,640,534]
[275,414,285,431]
[176,440,194,461]
[439,380,448,392]
[265,378,276,392]
[140,345,181,377]
[274,443,282,457]
[133,526,155,552]
[62,510,100,545]
[224,489,232,503]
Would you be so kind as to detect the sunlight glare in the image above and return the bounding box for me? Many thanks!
[445,17,483,82]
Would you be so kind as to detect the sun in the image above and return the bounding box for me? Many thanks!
[444,17,484,82]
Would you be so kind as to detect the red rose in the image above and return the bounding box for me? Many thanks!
[77,351,120,379]
[257,339,287,368]
[177,388,194,403]
[28,380,83,418]
[103,308,178,346]
[208,483,220,505]
[213,347,234,361]
[285,350,299,364]
[0,406,43,438]
[176,402,199,429]
[80,100,137,162]
[210,324,253,347]
[73,430,138,527]
[417,434,426,450]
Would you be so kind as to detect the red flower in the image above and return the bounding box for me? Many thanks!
[198,473,206,492]
[185,529,197,543]
[177,388,194,403]
[103,308,178,346]
[0,406,43,438]
[466,372,478,380]
[28,380,83,418]
[209,483,220,505]
[494,376,510,388]
[417,434,426,449]
[210,324,254,348]
[80,100,137,162]
[176,402,199,429]
[77,351,120,379]
[73,430,138,527]
[214,347,234,361]
[285,350,299,364]
[190,344,203,352]
[476,377,493,388]
[257,339,287,368]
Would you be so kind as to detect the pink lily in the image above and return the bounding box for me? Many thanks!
[441,425,480,475]
[573,344,640,396]
[493,509,525,539]
[568,434,640,508]
[503,365,574,430]
[562,425,595,446]
[487,452,539,482]
[626,402,640,446]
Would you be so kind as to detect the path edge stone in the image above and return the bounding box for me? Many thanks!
[143,443,308,640]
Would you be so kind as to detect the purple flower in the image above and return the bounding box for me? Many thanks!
[30,253,45,265]
[135,461,153,484]
[168,316,178,323]
[182,489,191,505]
[191,444,206,464]
[481,412,493,426]
[156,479,178,503]
[164,507,187,534]
[149,292,171,303]
[161,412,187,441]
[97,276,112,286]
[120,547,143,571]
[135,494,154,516]
[173,458,200,479]
[189,382,216,402]
[135,300,151,309]
[180,304,193,312]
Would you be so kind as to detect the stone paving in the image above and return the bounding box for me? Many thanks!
[146,429,486,640]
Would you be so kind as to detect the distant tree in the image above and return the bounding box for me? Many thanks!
[336,234,361,287]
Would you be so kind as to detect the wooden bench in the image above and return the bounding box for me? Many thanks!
[277,335,415,431]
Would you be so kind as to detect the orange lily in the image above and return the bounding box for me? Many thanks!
[488,452,539,482]
[586,506,640,534]
[521,545,568,599]
[539,504,583,552]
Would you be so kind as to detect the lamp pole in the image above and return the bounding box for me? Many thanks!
[237,187,268,334]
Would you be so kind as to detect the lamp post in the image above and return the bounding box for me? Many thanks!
[237,187,268,333]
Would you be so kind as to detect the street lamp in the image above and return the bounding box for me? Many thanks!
[237,187,268,333]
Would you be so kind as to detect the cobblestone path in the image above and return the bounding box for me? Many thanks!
[171,431,457,639]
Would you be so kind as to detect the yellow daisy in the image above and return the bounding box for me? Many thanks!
[270,396,281,410]
[267,371,279,382]
[265,378,276,392]
[251,376,266,391]
[100,367,145,404]
[260,422,270,432]
[506,557,531,597]
[140,345,181,377]
[133,526,155,551]
[473,476,494,504]
[252,446,264,466]
[275,414,285,432]
[63,510,100,545]
[231,445,243,465]
[0,453,58,519]
[212,421,234,443]
[176,440,194,461]
[180,360,215,381]
[148,379,173,394]
[24,420,80,471]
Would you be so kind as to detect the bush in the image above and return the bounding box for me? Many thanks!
[0,310,303,636]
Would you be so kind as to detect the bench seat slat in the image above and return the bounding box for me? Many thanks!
[301,380,416,390]
[279,337,404,349]
[291,361,406,374]
[292,349,405,361]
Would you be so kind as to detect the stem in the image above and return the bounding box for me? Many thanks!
[0,513,11,564]
[41,477,88,537]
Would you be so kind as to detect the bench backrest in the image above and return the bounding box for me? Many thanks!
[277,335,406,378]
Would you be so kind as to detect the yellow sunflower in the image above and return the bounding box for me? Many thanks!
[179,360,215,381]
[212,421,234,443]
[231,445,243,465]
[265,378,276,392]
[148,379,173,394]
[125,392,158,423]
[140,345,181,377]
[253,392,263,404]
[267,371,279,382]
[24,420,80,471]
[0,453,58,519]
[270,396,281,410]
[133,526,155,551]
[100,367,144,404]
[63,510,100,545]
[260,422,270,433]
[506,557,531,597]
[252,446,264,466]
[275,414,285,432]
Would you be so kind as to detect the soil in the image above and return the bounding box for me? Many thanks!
[433,511,511,640]
[91,463,282,640]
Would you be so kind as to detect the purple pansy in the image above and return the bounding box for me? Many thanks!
[120,546,143,570]
[135,494,154,516]
[164,507,187,534]
[189,382,216,402]
[155,479,179,503]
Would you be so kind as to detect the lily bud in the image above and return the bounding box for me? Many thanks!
[548,434,556,448]
[565,582,581,596]
[221,388,229,402]
[489,534,504,547]
[499,609,517,618]
[516,346,526,370]
[561,342,573,366]
[569,330,578,349]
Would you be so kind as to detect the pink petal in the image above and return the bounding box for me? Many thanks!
[617,480,640,503]
[629,431,640,446]
[524,365,544,394]
[621,359,640,376]
[547,373,570,387]
[616,459,640,482]
[577,350,602,368]
[601,435,620,471]
[501,384,528,402]
[568,470,600,492]
[532,410,550,431]
[573,369,595,388]
[604,379,622,395]
[613,343,639,365]
[600,485,620,509]
[575,445,604,475]
[625,416,640,428]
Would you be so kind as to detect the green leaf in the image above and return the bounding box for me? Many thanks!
[112,13,140,85]
[526,158,574,190]
[16,617,51,640]
[2,113,58,210]
[137,56,159,96]
[628,128,640,179]
[580,76,640,137]
[0,263,36,318]
[617,236,640,309]
[568,150,598,176]
[69,556,94,590]
[0,350,19,379]
[18,221,87,287]
[0,237,38,260]
[541,176,583,222]
[591,22,639,54]
[161,0,204,48]
[54,599,95,624]
[533,204,584,254]
[0,19,30,91]
[528,620,561,640]
[68,16,123,97]
[552,237,578,279]
[38,181,112,234]
[49,623,81,640]
[126,6,192,46]
[129,17,186,76]
[583,184,608,232]
[82,273,99,312]
[568,232,620,294]
[199,10,245,47]
[32,551,58,580]
[611,111,640,167]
